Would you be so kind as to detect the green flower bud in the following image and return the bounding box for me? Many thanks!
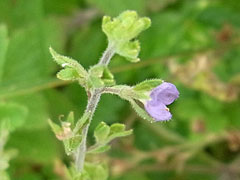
[88,65,115,89]
[102,10,151,62]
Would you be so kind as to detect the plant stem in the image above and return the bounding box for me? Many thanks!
[75,88,101,171]
[98,43,115,65]
[75,44,115,172]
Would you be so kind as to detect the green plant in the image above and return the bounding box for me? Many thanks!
[48,11,178,179]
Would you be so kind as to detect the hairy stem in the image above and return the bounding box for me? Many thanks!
[75,44,115,172]
[98,43,115,65]
[75,88,101,171]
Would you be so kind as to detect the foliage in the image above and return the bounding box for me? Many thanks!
[0,0,240,179]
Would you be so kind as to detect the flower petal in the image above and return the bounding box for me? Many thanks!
[144,101,172,121]
[150,82,179,105]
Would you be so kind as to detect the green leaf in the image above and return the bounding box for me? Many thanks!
[134,79,163,92]
[109,123,125,134]
[117,40,140,62]
[0,102,28,131]
[57,68,80,81]
[84,162,108,180]
[129,99,155,122]
[48,119,62,135]
[0,24,8,81]
[87,145,111,154]
[94,122,110,143]
[88,123,132,154]
[63,135,82,155]
[49,47,88,78]
[108,126,132,142]
[108,123,133,140]
[66,162,108,180]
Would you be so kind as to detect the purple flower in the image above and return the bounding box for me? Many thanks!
[144,82,179,121]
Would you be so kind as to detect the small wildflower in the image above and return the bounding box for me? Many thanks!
[144,82,179,121]
[56,122,73,140]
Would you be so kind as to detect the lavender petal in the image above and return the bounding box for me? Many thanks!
[150,82,179,105]
[145,101,172,121]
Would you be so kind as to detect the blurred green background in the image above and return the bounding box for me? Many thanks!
[0,0,240,179]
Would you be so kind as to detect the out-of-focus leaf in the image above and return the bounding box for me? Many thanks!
[44,89,78,121]
[87,0,145,16]
[7,128,60,163]
[10,94,49,129]
[0,24,8,81]
[0,0,43,29]
[173,97,204,120]
[134,122,166,150]
[111,172,150,180]
[198,4,240,27]
[70,22,106,68]
[87,145,111,154]
[43,0,82,15]
[66,162,108,180]
[140,9,212,60]
[2,21,62,83]
[226,101,240,127]
[84,162,108,180]
[0,102,28,131]
[204,113,227,133]
[108,123,132,141]
[214,47,240,81]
